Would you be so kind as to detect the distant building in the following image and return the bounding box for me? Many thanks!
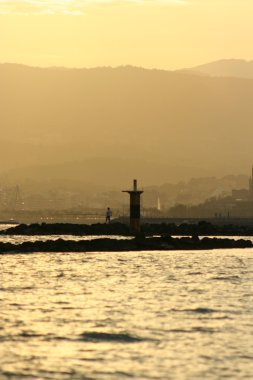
[249,166,253,200]
[232,189,250,201]
[232,166,253,201]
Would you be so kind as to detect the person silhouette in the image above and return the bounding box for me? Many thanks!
[106,207,112,224]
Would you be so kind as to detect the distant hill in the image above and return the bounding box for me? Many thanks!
[182,59,253,78]
[3,157,214,190]
[1,63,253,188]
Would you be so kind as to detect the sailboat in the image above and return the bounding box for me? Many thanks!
[157,196,161,211]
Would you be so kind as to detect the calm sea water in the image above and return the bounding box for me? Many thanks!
[1,231,253,379]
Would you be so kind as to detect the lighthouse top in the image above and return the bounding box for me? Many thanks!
[122,179,144,194]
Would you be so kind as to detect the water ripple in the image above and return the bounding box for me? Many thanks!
[80,332,145,343]
[1,248,253,379]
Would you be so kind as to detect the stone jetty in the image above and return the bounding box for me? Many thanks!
[2,220,253,236]
[0,235,252,254]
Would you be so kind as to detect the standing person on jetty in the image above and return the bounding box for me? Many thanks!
[106,207,112,224]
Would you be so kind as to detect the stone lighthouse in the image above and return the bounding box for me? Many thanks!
[123,179,143,235]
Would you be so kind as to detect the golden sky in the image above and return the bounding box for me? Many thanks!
[0,0,252,69]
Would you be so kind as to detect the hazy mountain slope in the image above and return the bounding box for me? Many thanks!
[1,63,253,186]
[185,59,253,78]
[4,157,216,189]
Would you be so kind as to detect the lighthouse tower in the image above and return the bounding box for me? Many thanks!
[123,179,143,235]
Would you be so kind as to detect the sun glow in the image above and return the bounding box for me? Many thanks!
[0,0,252,69]
[0,0,189,15]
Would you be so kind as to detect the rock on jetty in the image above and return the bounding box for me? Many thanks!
[0,236,252,254]
[0,222,130,236]
[2,221,253,237]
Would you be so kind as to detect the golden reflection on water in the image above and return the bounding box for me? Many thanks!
[1,249,253,379]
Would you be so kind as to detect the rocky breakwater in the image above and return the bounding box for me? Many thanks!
[0,235,252,254]
[2,221,253,237]
[0,222,130,236]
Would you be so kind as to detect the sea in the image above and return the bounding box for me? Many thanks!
[1,225,253,380]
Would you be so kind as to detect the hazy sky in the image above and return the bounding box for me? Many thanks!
[1,0,252,69]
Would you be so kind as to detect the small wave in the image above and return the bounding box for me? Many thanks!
[191,326,216,333]
[19,332,45,338]
[238,355,253,360]
[80,331,144,343]
[211,275,241,282]
[171,307,217,314]
[1,286,34,291]
[192,307,216,314]
[168,327,216,334]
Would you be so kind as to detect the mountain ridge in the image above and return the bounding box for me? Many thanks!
[181,59,253,78]
[1,62,253,187]
[3,59,253,78]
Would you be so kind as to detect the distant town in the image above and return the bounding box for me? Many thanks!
[1,168,253,224]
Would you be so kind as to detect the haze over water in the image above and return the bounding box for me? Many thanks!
[1,1,253,378]
[1,247,253,380]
